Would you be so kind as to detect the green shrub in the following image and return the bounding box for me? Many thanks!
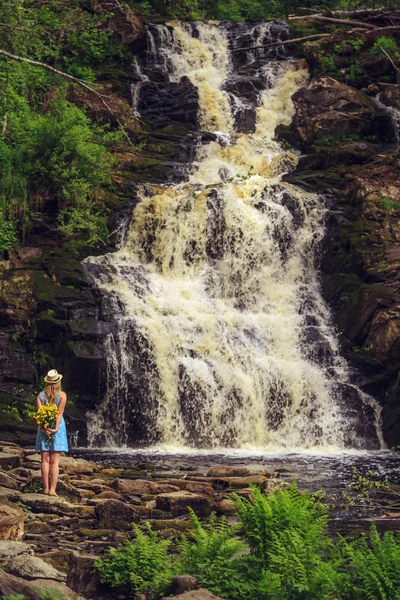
[371,36,399,59]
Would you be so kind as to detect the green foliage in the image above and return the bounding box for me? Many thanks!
[127,0,352,20]
[94,484,400,600]
[338,524,400,600]
[176,508,252,599]
[371,36,399,60]
[0,1,126,252]
[94,522,173,599]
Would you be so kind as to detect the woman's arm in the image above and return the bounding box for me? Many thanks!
[46,392,67,434]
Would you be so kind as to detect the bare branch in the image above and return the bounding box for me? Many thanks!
[0,47,139,146]
[381,47,400,73]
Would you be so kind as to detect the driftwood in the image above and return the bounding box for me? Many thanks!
[231,33,330,53]
[0,47,138,145]
[288,14,376,29]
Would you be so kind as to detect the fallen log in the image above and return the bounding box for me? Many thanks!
[288,15,376,29]
[231,33,330,53]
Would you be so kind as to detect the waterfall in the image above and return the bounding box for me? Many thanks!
[85,21,379,451]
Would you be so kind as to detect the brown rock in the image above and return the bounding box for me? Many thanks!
[172,575,198,595]
[216,499,237,515]
[0,499,24,540]
[155,491,214,516]
[292,76,390,146]
[226,475,267,489]
[96,490,124,500]
[95,499,138,529]
[112,478,180,496]
[0,570,45,600]
[0,452,21,470]
[0,471,20,490]
[40,549,72,573]
[24,477,82,502]
[20,494,95,518]
[59,456,100,475]
[94,0,145,46]
[162,479,214,496]
[25,520,53,534]
[207,466,250,477]
[66,551,102,596]
[152,519,191,532]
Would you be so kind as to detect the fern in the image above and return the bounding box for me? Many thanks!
[94,522,173,599]
[337,524,400,600]
[176,508,251,598]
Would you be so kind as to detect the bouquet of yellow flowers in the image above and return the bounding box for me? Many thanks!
[34,404,59,448]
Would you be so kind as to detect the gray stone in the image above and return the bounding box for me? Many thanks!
[7,554,67,581]
[0,540,33,564]
[30,578,86,600]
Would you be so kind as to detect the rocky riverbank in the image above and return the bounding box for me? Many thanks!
[0,442,284,599]
[2,442,400,599]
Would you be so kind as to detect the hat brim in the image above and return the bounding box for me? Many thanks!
[44,375,63,383]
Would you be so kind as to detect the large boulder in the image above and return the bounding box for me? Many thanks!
[112,478,180,496]
[95,499,138,529]
[291,76,391,147]
[93,0,145,47]
[20,494,95,518]
[6,554,66,582]
[155,491,214,516]
[0,571,45,600]
[0,540,33,564]
[0,500,24,540]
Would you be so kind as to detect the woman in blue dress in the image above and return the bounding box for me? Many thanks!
[35,369,68,496]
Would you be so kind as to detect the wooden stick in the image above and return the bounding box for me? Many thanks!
[381,47,400,73]
[0,47,139,146]
[231,33,330,53]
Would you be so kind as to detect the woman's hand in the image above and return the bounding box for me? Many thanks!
[45,428,58,435]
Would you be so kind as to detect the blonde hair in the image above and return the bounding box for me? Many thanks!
[44,381,61,405]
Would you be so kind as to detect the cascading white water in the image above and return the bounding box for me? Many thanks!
[85,21,377,450]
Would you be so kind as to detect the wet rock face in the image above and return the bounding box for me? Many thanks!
[137,79,200,130]
[93,0,145,48]
[380,86,400,111]
[291,76,392,147]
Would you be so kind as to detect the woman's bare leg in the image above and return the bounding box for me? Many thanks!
[49,451,61,494]
[41,451,50,493]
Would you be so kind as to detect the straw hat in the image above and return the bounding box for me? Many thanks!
[44,369,63,384]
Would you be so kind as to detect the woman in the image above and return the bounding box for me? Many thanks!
[35,369,68,496]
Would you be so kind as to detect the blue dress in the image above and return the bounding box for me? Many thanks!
[35,391,69,452]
